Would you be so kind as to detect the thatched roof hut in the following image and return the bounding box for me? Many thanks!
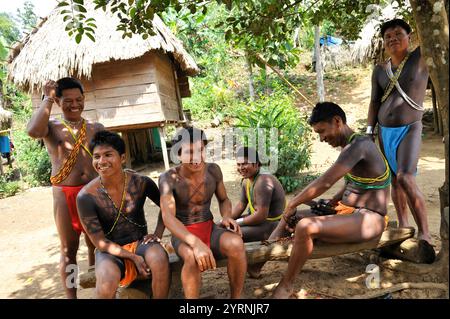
[7,1,200,168]
[7,2,199,93]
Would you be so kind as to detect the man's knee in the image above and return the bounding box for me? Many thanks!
[180,247,197,267]
[60,240,80,260]
[295,218,318,238]
[396,172,416,190]
[145,246,169,270]
[221,235,245,258]
[95,276,119,298]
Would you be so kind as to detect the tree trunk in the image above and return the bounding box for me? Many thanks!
[314,25,325,102]
[410,0,449,284]
[245,51,255,101]
[431,81,444,135]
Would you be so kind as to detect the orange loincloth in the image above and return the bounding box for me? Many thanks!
[335,201,389,229]
[119,241,139,287]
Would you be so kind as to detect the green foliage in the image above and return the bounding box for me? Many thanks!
[0,172,21,198]
[57,0,96,43]
[13,130,51,187]
[16,1,38,32]
[234,86,312,193]
[0,12,20,63]
[183,77,240,121]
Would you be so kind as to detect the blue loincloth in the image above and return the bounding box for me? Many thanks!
[0,135,10,154]
[379,124,417,176]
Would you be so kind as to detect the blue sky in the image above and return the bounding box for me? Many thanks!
[0,0,57,18]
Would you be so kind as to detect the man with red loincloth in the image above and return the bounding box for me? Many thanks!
[159,126,247,298]
[27,78,104,298]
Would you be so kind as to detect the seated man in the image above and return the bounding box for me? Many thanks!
[232,146,285,278]
[77,131,170,299]
[159,126,246,299]
[270,102,390,299]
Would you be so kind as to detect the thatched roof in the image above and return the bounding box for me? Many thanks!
[7,1,199,92]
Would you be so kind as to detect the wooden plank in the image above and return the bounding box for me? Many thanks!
[79,227,415,291]
[169,227,416,270]
[92,84,158,100]
[106,121,176,132]
[92,59,155,80]
[379,238,436,264]
[92,73,156,91]
[157,82,177,100]
[87,93,161,111]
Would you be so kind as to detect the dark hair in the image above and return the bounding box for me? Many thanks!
[89,130,126,155]
[236,146,261,166]
[380,18,411,38]
[172,126,208,148]
[56,77,84,97]
[308,102,347,125]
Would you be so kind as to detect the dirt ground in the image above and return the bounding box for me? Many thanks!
[0,66,447,299]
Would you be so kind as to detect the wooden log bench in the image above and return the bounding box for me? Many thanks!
[79,226,419,298]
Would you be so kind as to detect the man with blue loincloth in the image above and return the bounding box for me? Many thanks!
[367,18,432,246]
[0,129,12,167]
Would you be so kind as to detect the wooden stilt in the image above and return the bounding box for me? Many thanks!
[121,131,132,168]
[158,126,170,171]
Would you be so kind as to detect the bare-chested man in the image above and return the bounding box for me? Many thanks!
[271,102,390,298]
[367,18,432,245]
[77,131,170,298]
[159,126,247,299]
[27,78,104,298]
[232,146,284,278]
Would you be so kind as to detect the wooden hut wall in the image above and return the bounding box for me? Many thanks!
[152,52,183,122]
[29,51,184,129]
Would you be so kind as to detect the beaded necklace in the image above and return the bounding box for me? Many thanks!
[344,133,391,189]
[381,51,410,103]
[101,172,146,236]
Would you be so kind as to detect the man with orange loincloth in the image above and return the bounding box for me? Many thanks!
[27,78,104,298]
[77,131,170,298]
[270,102,391,298]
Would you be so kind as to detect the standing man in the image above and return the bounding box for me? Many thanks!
[271,102,391,298]
[367,18,432,244]
[232,146,284,278]
[27,78,104,298]
[159,126,247,299]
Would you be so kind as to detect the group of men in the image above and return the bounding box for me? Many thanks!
[27,18,433,299]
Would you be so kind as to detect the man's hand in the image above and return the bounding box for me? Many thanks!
[282,204,298,233]
[282,204,296,223]
[220,217,242,236]
[192,240,216,272]
[132,255,151,278]
[43,80,57,100]
[142,234,161,245]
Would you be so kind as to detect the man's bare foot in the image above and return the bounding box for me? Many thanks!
[272,283,294,299]
[418,232,433,245]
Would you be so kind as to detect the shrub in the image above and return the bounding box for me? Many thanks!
[0,172,21,198]
[13,130,51,186]
[234,87,312,193]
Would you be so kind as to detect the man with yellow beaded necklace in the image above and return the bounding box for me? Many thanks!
[77,131,170,298]
[271,102,391,299]
[367,18,432,246]
[27,77,104,298]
